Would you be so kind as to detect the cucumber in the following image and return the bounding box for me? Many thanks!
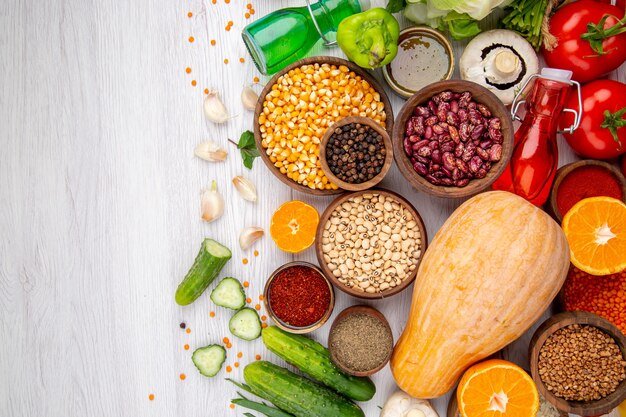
[243,361,365,417]
[261,326,375,401]
[229,308,262,340]
[192,344,226,377]
[211,277,245,310]
[175,239,231,306]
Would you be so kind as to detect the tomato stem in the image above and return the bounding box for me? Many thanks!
[581,14,626,56]
[601,106,626,149]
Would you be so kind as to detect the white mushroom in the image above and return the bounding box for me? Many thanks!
[460,29,539,105]
[380,390,439,417]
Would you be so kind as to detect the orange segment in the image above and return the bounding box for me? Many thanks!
[458,359,539,417]
[270,200,319,253]
[562,196,626,276]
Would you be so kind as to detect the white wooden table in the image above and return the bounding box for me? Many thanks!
[1,0,624,416]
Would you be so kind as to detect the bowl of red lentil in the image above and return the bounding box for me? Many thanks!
[547,159,626,223]
[263,261,335,334]
[529,311,626,416]
[254,56,394,195]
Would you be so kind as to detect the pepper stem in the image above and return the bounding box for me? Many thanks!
[600,106,626,149]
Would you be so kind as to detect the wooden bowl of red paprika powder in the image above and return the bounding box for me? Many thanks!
[263,261,335,334]
[547,160,626,223]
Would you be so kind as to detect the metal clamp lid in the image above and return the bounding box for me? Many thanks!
[510,72,583,135]
[305,0,337,47]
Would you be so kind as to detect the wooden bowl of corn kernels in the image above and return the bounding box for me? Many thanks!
[253,56,394,195]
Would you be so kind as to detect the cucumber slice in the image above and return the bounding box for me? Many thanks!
[211,277,246,310]
[175,239,232,306]
[230,308,262,341]
[192,344,226,377]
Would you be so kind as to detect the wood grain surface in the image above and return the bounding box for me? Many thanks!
[0,0,624,416]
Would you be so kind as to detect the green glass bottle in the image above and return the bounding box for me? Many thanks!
[242,0,367,75]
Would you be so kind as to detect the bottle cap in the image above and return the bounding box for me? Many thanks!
[541,68,573,84]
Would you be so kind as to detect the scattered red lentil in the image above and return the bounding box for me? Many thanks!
[179,373,186,380]
[242,258,248,265]
[210,39,216,46]
[253,76,259,83]
[225,0,230,3]
[262,323,268,328]
[212,0,216,3]
[243,281,250,288]
[224,59,229,64]
[184,344,190,351]
[226,26,232,31]
[185,67,191,74]
[268,265,331,327]
[247,3,252,9]
[148,394,155,401]
[187,12,193,18]
[254,250,259,257]
[209,311,215,317]
[255,304,261,311]
[191,80,197,87]
[259,294,264,301]
[255,354,261,360]
[226,365,233,372]
[240,57,245,63]
[228,20,234,25]
[234,362,240,368]
[188,36,195,43]
[246,297,252,304]
[223,337,230,344]
[237,352,243,358]
[245,13,250,18]
[226,343,232,349]
[261,315,267,321]
[562,265,626,334]
[250,9,255,14]
[230,404,235,409]
[204,88,210,95]
[185,328,191,334]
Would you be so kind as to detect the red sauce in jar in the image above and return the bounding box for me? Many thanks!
[556,165,623,216]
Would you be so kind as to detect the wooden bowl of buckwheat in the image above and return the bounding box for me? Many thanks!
[314,188,428,299]
[529,311,626,416]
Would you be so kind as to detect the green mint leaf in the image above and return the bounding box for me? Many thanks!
[238,130,256,150]
[241,147,260,169]
[386,0,406,14]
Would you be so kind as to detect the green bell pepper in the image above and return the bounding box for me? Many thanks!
[337,8,400,69]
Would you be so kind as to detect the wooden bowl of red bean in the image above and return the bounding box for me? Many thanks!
[392,80,514,198]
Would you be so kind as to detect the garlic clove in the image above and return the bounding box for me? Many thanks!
[203,90,230,124]
[232,176,257,202]
[241,86,259,111]
[239,227,264,250]
[201,180,225,223]
[194,140,228,162]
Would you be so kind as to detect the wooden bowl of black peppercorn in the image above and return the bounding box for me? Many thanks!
[319,116,394,191]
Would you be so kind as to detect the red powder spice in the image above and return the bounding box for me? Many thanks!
[557,166,622,216]
[268,265,330,327]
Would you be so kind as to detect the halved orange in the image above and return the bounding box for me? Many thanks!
[457,359,539,417]
[270,200,319,253]
[562,196,626,276]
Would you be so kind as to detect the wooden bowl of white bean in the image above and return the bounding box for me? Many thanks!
[315,188,427,299]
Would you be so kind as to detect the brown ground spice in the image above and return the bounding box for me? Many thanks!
[329,313,392,372]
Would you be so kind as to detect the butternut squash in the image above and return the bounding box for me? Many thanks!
[390,191,569,398]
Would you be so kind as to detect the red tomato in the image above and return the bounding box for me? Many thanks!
[598,0,626,12]
[560,79,626,159]
[543,0,626,84]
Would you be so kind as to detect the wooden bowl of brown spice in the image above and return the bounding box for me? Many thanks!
[328,305,393,377]
[529,311,626,416]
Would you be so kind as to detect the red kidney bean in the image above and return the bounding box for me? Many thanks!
[403,90,504,187]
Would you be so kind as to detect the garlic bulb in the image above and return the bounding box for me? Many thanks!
[241,86,259,111]
[203,90,230,123]
[201,181,224,223]
[232,176,257,202]
[194,140,228,162]
[239,227,264,250]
